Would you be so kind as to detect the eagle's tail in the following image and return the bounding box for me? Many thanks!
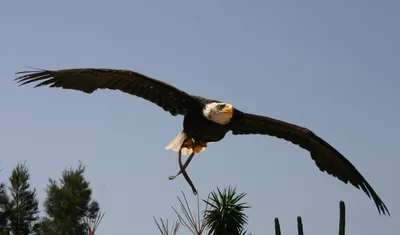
[165,131,206,155]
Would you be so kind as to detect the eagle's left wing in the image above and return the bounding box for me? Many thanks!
[230,111,390,215]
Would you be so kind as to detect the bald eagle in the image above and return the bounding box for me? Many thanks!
[14,67,389,215]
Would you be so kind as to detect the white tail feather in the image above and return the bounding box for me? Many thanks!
[165,131,187,152]
[165,131,207,155]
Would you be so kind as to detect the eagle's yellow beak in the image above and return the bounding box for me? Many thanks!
[221,104,234,118]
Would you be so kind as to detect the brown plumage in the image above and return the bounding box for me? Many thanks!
[15,67,390,216]
[16,68,196,116]
[230,112,389,215]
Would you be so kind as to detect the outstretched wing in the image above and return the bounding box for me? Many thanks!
[230,111,390,215]
[15,68,198,116]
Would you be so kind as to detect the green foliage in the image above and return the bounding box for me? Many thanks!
[156,187,251,235]
[0,162,40,235]
[0,183,9,233]
[202,186,250,235]
[39,162,100,235]
[8,162,40,235]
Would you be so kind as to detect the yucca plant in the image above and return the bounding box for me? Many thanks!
[203,186,250,235]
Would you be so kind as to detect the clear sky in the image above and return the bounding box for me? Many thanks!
[1,0,399,234]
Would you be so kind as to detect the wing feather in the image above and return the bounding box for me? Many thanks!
[230,111,390,215]
[15,68,198,116]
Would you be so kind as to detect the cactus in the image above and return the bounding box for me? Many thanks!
[272,201,346,235]
[274,217,281,235]
[339,200,346,235]
[297,216,304,235]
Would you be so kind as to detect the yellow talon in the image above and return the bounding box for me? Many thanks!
[193,145,204,153]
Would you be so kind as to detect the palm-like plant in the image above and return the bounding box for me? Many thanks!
[203,186,250,235]
[154,187,251,235]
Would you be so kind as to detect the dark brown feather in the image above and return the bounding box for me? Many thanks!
[230,111,390,215]
[15,68,198,116]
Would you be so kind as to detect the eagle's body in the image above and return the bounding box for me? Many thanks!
[168,98,234,155]
[184,99,231,143]
[14,67,390,216]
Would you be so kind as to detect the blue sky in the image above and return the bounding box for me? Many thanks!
[1,0,399,234]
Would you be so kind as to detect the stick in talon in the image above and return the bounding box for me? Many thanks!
[167,137,198,194]
[169,141,207,179]
[169,138,192,180]
[169,152,195,180]
[178,147,198,194]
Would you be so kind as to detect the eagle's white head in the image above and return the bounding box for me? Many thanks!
[202,102,234,125]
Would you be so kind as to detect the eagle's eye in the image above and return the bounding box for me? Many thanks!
[218,104,226,110]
